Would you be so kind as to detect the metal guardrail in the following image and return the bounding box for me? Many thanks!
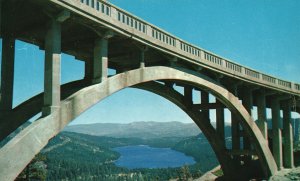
[78,0,298,93]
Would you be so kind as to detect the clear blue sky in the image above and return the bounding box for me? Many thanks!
[1,0,299,124]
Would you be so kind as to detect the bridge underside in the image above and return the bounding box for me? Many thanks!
[0,0,300,180]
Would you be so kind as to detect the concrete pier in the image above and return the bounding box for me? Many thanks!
[283,100,294,168]
[257,90,268,140]
[0,37,15,111]
[271,99,283,169]
[42,20,61,116]
[201,91,210,123]
[231,114,241,150]
[92,38,108,84]
[216,100,225,143]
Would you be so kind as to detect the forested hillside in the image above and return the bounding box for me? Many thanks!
[17,131,207,180]
[15,121,238,180]
[13,119,300,180]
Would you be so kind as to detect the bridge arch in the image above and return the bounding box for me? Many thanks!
[0,66,277,180]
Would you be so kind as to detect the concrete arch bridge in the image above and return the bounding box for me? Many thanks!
[0,0,300,180]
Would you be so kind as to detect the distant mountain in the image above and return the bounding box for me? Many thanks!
[64,121,201,139]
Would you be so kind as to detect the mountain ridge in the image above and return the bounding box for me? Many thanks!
[64,121,202,139]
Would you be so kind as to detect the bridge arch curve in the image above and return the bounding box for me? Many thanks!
[0,66,277,180]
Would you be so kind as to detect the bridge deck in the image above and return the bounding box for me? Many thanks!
[1,0,299,96]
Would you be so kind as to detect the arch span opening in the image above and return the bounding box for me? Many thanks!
[0,66,276,180]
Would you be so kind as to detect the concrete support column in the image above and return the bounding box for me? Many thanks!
[241,89,253,150]
[0,36,15,111]
[229,85,240,150]
[201,91,210,123]
[282,100,294,168]
[257,90,268,140]
[295,119,300,143]
[140,50,145,68]
[271,98,283,169]
[184,86,193,106]
[231,114,240,150]
[216,100,225,142]
[169,57,178,68]
[42,20,61,116]
[92,38,108,84]
[84,59,92,82]
[165,82,174,89]
[0,0,2,37]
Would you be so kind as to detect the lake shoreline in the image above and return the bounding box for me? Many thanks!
[112,145,196,169]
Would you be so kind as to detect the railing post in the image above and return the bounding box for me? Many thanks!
[271,98,283,170]
[282,100,294,168]
[42,20,62,116]
[241,67,246,75]
[221,59,226,69]
[175,39,180,50]
[200,50,205,60]
[0,36,15,112]
[258,73,263,80]
[110,6,118,20]
[146,25,152,37]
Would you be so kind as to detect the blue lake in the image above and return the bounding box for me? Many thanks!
[113,145,196,169]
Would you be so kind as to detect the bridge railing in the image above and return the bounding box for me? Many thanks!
[117,10,147,34]
[278,79,292,89]
[203,52,223,66]
[262,74,277,85]
[80,0,111,15]
[76,0,299,94]
[152,28,176,47]
[225,61,242,73]
[245,68,260,79]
